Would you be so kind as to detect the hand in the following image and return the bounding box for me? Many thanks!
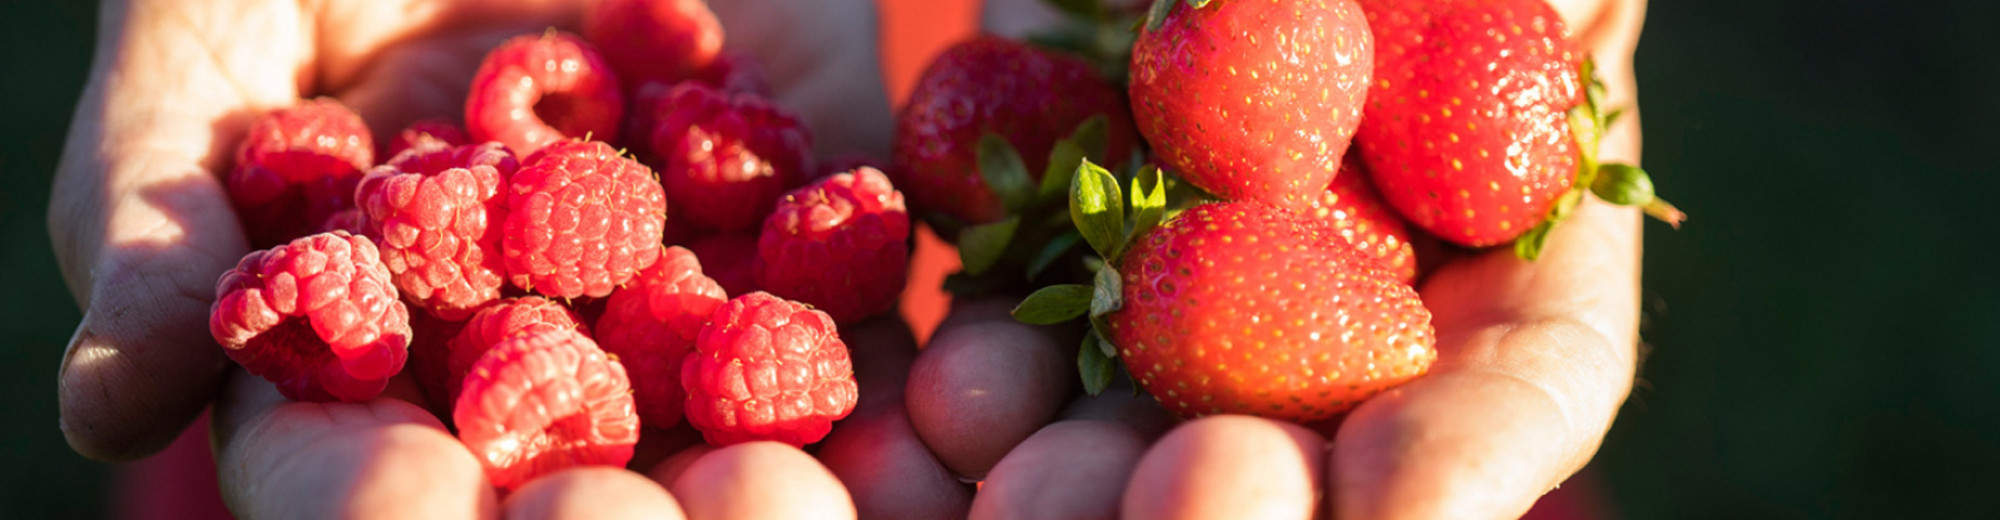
[916,0,1651,518]
[53,0,892,516]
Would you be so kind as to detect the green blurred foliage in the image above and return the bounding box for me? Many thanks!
[1605,0,2000,518]
[0,1,108,518]
[2,0,1998,518]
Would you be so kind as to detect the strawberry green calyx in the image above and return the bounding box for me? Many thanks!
[1010,157,1167,395]
[946,117,1123,296]
[1515,58,1688,260]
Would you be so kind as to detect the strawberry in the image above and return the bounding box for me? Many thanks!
[1127,0,1374,212]
[1354,0,1682,254]
[1304,154,1418,284]
[1011,161,1435,421]
[891,36,1137,226]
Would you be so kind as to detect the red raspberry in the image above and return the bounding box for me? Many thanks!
[756,167,910,324]
[466,32,625,158]
[383,118,470,159]
[583,0,722,90]
[358,142,520,319]
[1306,158,1419,284]
[209,232,410,402]
[226,98,375,247]
[502,140,667,299]
[695,51,775,97]
[681,292,857,446]
[445,297,590,408]
[595,247,727,429]
[454,329,638,491]
[685,233,761,296]
[641,82,814,232]
[317,208,369,236]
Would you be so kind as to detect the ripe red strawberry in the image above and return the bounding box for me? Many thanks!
[1107,202,1434,420]
[1353,0,1580,247]
[1304,156,1418,284]
[892,36,1137,225]
[1128,0,1373,212]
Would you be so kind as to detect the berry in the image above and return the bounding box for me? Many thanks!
[583,0,723,91]
[383,118,470,159]
[501,140,667,299]
[1128,0,1373,212]
[407,310,468,415]
[357,142,519,319]
[892,36,1137,225]
[317,208,369,236]
[756,167,911,325]
[685,233,761,296]
[466,32,625,158]
[639,82,815,232]
[226,98,375,247]
[1107,202,1435,421]
[444,297,590,412]
[209,232,410,402]
[1353,0,1580,246]
[454,329,639,491]
[682,292,857,446]
[596,247,728,429]
[695,51,775,97]
[1304,157,1418,284]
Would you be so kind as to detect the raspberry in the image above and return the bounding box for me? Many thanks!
[209,232,411,402]
[1306,159,1418,284]
[695,51,775,97]
[317,208,369,236]
[408,310,468,415]
[685,233,761,296]
[383,118,469,159]
[595,247,727,429]
[502,140,667,299]
[756,167,911,324]
[583,0,722,90]
[226,98,375,247]
[444,297,590,408]
[640,82,814,232]
[466,32,625,158]
[454,329,638,491]
[681,292,857,446]
[358,142,520,319]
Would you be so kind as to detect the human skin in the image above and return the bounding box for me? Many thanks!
[945,0,1651,518]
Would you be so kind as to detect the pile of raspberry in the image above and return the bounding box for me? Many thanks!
[205,0,907,492]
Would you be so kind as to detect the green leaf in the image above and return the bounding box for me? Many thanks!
[1027,231,1083,279]
[1184,0,1213,8]
[1128,165,1167,242]
[1601,108,1627,131]
[1145,0,1175,31]
[1013,284,1094,324]
[958,216,1020,276]
[1070,159,1127,261]
[1090,263,1123,318]
[1041,116,1109,202]
[978,134,1035,213]
[1079,330,1115,396]
[1590,164,1657,207]
[1513,220,1555,261]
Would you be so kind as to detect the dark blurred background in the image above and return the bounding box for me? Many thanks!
[4,0,1998,518]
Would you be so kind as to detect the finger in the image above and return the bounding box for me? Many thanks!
[818,406,973,520]
[646,442,716,488]
[708,0,892,158]
[905,299,1078,479]
[1329,1,1650,518]
[665,441,857,520]
[629,424,706,473]
[52,0,315,461]
[1057,381,1179,440]
[504,467,686,520]
[212,370,497,520]
[820,316,975,518]
[1123,416,1327,520]
[970,420,1150,520]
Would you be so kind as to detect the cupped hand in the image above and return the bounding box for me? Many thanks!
[918,0,1651,518]
[53,0,892,515]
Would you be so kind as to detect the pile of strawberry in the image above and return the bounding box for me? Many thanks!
[897,0,1682,423]
[205,0,910,491]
